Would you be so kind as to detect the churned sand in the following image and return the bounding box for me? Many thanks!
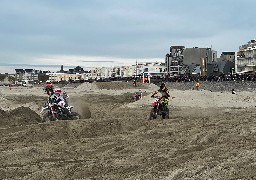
[0,81,256,179]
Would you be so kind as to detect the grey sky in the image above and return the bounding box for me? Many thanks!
[0,0,255,69]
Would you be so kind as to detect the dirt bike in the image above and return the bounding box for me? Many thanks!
[149,96,170,120]
[40,102,80,122]
[133,92,142,101]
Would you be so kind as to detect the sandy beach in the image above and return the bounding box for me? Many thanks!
[0,81,256,179]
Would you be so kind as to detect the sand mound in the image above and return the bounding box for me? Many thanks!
[167,81,256,92]
[75,81,152,91]
[2,85,256,179]
[75,82,99,91]
[0,106,42,127]
[95,82,149,90]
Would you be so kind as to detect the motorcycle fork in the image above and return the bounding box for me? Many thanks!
[154,104,159,114]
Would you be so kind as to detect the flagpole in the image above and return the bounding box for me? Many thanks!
[136,59,137,80]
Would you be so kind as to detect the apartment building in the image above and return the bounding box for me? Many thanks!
[166,46,217,76]
[85,62,166,79]
[15,69,25,81]
[15,69,39,81]
[220,52,235,62]
[47,72,83,82]
[236,39,256,73]
[142,62,167,77]
[12,61,166,82]
[165,46,185,75]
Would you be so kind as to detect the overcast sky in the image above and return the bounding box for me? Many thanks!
[0,0,255,72]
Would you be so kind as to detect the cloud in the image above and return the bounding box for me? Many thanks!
[0,0,256,71]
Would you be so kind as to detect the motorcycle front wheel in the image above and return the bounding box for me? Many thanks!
[42,112,53,122]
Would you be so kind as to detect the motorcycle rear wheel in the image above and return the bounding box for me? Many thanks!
[149,108,157,120]
[162,107,170,119]
[70,112,80,120]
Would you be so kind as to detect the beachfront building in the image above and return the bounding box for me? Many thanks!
[220,52,236,62]
[15,69,25,81]
[84,62,166,80]
[83,66,132,80]
[82,68,101,80]
[123,66,135,77]
[87,62,166,79]
[99,67,112,79]
[235,39,256,74]
[165,46,217,76]
[12,61,167,82]
[110,66,135,78]
[47,72,83,82]
[15,69,39,81]
[207,61,235,77]
[165,46,185,75]
[141,62,167,77]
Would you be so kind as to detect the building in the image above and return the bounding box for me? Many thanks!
[236,39,256,74]
[207,61,235,77]
[183,47,217,65]
[142,62,167,77]
[12,61,167,82]
[84,62,166,80]
[220,52,235,62]
[165,46,185,75]
[166,46,217,76]
[46,72,83,82]
[15,69,25,81]
[15,69,39,82]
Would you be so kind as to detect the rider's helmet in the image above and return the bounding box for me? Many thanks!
[46,80,51,85]
[46,81,53,88]
[54,88,62,96]
[160,83,167,91]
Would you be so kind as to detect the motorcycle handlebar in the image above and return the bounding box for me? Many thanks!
[151,96,161,98]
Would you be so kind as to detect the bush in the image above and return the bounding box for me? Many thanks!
[0,74,6,81]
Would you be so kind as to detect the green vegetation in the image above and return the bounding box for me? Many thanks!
[0,74,15,83]
[0,74,7,81]
[8,76,15,83]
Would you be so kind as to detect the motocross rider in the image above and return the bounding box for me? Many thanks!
[49,88,66,107]
[44,81,54,96]
[151,83,170,108]
[48,88,71,116]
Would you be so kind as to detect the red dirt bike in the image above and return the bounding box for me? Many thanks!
[40,101,80,121]
[133,92,142,101]
[149,96,170,120]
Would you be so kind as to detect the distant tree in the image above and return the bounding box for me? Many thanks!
[0,74,6,81]
[8,76,15,83]
[74,66,84,73]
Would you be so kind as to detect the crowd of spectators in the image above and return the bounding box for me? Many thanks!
[165,73,256,92]
[167,73,256,83]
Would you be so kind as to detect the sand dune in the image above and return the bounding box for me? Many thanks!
[0,82,256,179]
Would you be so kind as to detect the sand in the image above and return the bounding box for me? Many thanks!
[0,81,256,179]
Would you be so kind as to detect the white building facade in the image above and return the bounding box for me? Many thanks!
[236,39,256,73]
